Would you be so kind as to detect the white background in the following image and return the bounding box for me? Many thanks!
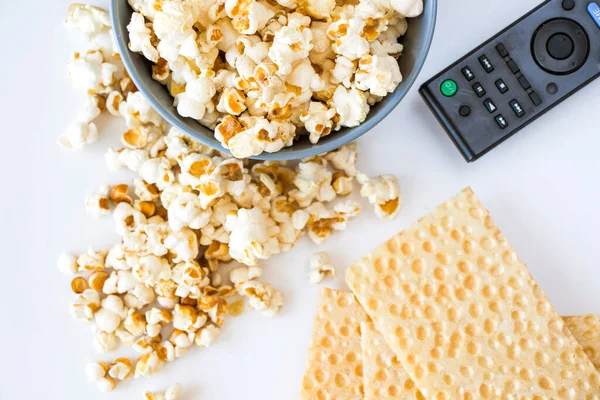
[2,0,600,398]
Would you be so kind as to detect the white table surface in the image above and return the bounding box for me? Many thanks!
[3,0,600,398]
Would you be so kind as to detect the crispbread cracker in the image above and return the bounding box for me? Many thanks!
[564,315,600,370]
[346,187,600,398]
[362,317,600,399]
[299,288,369,399]
[361,322,424,400]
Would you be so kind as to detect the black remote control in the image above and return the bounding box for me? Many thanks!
[419,0,600,162]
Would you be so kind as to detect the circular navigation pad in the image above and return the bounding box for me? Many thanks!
[532,19,589,75]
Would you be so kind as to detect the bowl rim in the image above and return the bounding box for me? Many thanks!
[110,0,438,161]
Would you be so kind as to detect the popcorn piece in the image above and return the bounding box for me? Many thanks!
[356,172,401,219]
[58,122,98,151]
[94,330,118,353]
[327,8,370,60]
[77,247,107,272]
[217,88,247,116]
[85,184,111,217]
[195,325,221,347]
[388,0,423,17]
[135,351,164,378]
[299,102,337,144]
[331,85,370,128]
[57,253,78,275]
[95,295,128,333]
[106,91,124,116]
[225,207,280,266]
[108,358,133,381]
[124,284,156,309]
[106,148,150,173]
[140,157,176,190]
[70,289,101,322]
[299,0,336,20]
[113,202,147,236]
[81,95,104,122]
[172,304,207,333]
[172,261,210,298]
[85,361,108,382]
[324,142,358,177]
[127,12,159,62]
[65,4,111,40]
[67,50,118,96]
[331,55,356,88]
[268,13,313,75]
[164,227,199,263]
[355,54,402,96]
[306,200,361,244]
[167,192,212,231]
[146,307,173,337]
[225,0,274,35]
[120,92,164,129]
[124,309,148,337]
[131,255,172,285]
[289,157,335,207]
[134,179,161,202]
[332,172,354,196]
[144,383,183,400]
[307,252,336,284]
[175,75,216,120]
[237,280,283,316]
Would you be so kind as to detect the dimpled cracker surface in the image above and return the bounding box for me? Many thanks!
[361,322,424,400]
[299,288,369,400]
[346,187,600,398]
[564,315,600,370]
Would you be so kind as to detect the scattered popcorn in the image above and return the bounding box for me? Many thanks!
[356,172,402,219]
[144,383,183,400]
[60,4,410,393]
[307,251,336,284]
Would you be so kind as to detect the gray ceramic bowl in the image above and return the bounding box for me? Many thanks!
[111,0,437,160]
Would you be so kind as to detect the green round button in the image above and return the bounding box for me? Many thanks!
[441,79,458,97]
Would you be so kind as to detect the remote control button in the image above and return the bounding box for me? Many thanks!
[483,98,497,113]
[473,82,486,97]
[518,75,531,90]
[589,3,600,28]
[478,55,494,73]
[495,114,508,129]
[529,91,543,106]
[461,67,475,81]
[495,43,509,58]
[562,0,575,10]
[532,19,589,75]
[547,33,574,60]
[509,99,525,117]
[495,79,509,93]
[507,59,520,74]
[440,79,458,97]
[459,105,471,117]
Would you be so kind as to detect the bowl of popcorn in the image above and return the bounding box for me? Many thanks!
[111,0,436,159]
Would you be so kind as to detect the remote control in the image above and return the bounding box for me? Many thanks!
[419,0,600,162]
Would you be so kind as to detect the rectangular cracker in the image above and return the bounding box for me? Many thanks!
[362,317,600,399]
[346,187,600,398]
[564,315,600,370]
[361,322,424,400]
[299,288,368,400]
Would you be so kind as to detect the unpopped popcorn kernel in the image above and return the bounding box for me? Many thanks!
[307,251,336,284]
